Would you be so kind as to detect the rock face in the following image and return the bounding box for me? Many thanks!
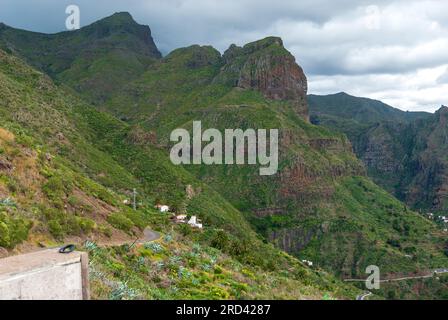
[269,226,319,253]
[358,123,405,174]
[217,37,309,120]
[405,106,448,210]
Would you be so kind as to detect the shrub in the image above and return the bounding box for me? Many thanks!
[48,219,63,239]
[210,229,230,250]
[67,196,80,207]
[178,223,192,236]
[8,218,31,245]
[99,225,113,238]
[76,217,96,234]
[107,213,134,232]
[0,213,31,248]
[0,221,11,247]
[124,210,150,230]
[42,176,66,201]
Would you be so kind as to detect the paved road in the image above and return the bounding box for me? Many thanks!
[348,268,448,300]
[346,268,448,284]
[97,228,161,248]
[434,268,448,274]
[356,292,372,300]
[141,229,161,242]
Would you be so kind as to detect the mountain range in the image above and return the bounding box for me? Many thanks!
[0,12,447,300]
[309,93,448,213]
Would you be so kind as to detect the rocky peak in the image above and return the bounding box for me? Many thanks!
[241,36,284,54]
[435,105,448,125]
[438,105,448,113]
[82,12,161,58]
[100,12,135,23]
[165,45,222,68]
[217,37,309,120]
[223,44,243,62]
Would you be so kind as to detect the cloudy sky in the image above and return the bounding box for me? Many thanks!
[0,0,447,112]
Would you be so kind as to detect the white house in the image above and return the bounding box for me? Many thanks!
[188,216,203,229]
[155,204,170,213]
[175,214,188,223]
[301,260,313,267]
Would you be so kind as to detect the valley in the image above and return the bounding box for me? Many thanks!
[0,12,447,300]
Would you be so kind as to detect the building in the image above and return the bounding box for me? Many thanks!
[301,260,313,267]
[155,204,170,213]
[175,214,188,223]
[188,216,203,229]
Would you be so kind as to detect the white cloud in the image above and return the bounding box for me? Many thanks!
[437,67,448,84]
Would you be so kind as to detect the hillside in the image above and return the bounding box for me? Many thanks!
[0,48,363,300]
[1,12,448,299]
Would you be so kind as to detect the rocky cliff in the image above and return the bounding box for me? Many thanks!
[216,37,309,120]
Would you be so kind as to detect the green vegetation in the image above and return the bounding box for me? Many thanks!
[0,46,361,300]
[0,13,447,300]
[86,218,360,300]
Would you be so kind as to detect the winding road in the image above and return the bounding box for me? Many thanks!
[356,292,372,300]
[349,269,448,300]
[141,228,161,242]
[97,227,161,247]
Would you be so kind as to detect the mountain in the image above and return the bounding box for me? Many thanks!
[309,92,430,124]
[1,13,448,299]
[309,93,448,213]
[0,12,161,103]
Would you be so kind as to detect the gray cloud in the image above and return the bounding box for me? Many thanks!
[437,68,448,84]
[0,0,446,111]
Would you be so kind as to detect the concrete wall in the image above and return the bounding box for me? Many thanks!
[0,248,89,300]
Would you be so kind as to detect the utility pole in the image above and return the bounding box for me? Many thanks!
[133,188,137,210]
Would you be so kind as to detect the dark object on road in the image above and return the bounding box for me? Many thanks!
[59,244,76,254]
